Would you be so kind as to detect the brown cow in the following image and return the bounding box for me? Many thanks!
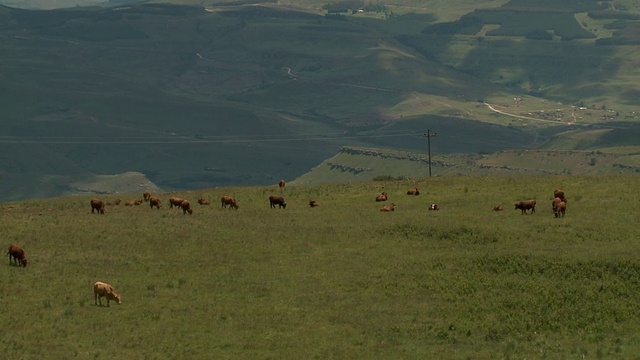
[221,196,239,210]
[180,200,193,215]
[197,198,211,205]
[278,179,286,188]
[380,203,395,212]
[552,197,563,211]
[149,197,161,209]
[493,205,504,211]
[554,201,567,218]
[90,199,106,214]
[406,188,420,196]
[169,197,184,209]
[124,200,135,206]
[309,200,319,207]
[429,203,440,211]
[269,195,287,209]
[553,189,567,202]
[106,199,121,206]
[143,191,152,202]
[94,281,121,307]
[375,192,388,202]
[133,198,143,206]
[7,244,27,267]
[515,199,536,214]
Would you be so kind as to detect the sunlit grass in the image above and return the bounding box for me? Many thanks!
[1,175,639,358]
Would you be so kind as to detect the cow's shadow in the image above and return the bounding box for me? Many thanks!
[94,303,110,307]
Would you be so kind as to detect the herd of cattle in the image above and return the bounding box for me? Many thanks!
[89,191,241,215]
[511,188,568,218]
[376,187,568,216]
[88,181,295,214]
[7,180,569,307]
[87,185,568,217]
[87,185,446,215]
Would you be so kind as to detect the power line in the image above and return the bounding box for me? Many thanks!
[0,130,434,144]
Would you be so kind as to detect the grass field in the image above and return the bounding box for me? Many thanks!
[2,175,639,358]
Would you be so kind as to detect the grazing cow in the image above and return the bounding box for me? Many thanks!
[197,198,211,205]
[143,191,151,202]
[309,200,319,207]
[220,196,239,210]
[279,179,286,188]
[90,199,106,214]
[380,203,395,212]
[493,205,504,211]
[94,281,121,307]
[169,197,184,209]
[7,244,27,267]
[515,199,536,215]
[553,201,567,218]
[180,200,193,214]
[429,203,440,211]
[553,189,567,202]
[269,195,287,209]
[406,188,420,196]
[149,197,161,209]
[375,192,388,202]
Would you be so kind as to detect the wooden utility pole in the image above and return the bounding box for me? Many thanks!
[424,130,437,177]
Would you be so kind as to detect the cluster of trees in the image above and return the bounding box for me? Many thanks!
[362,3,389,13]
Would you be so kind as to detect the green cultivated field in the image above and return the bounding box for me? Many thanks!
[2,175,639,358]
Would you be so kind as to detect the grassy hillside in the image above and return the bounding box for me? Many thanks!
[402,0,640,107]
[1,176,639,358]
[293,146,640,185]
[0,1,639,201]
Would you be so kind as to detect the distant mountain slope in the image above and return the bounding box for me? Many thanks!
[0,2,507,201]
[403,0,640,105]
[0,1,638,201]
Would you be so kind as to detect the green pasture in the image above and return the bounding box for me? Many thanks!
[2,175,639,358]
